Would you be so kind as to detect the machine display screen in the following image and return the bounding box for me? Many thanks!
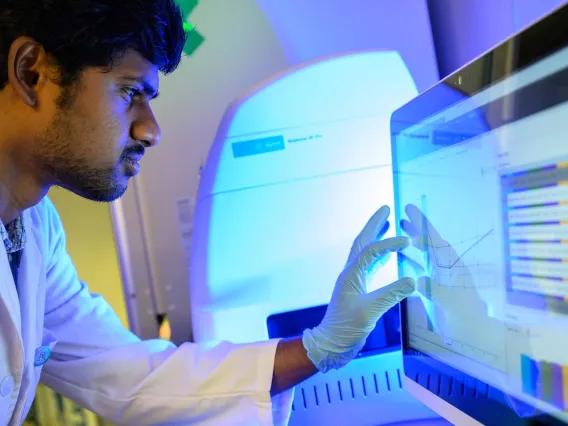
[392,5,568,424]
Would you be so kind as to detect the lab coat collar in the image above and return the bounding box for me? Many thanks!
[0,208,43,355]
[0,235,22,341]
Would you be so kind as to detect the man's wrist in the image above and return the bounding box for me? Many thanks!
[271,336,318,396]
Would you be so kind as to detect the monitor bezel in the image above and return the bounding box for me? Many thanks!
[392,3,568,425]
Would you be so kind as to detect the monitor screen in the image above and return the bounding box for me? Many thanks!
[392,4,568,425]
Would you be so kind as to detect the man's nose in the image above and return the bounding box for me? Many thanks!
[131,109,161,148]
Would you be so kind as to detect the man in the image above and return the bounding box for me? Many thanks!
[0,1,416,424]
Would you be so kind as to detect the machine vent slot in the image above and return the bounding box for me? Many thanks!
[291,369,408,411]
[293,366,493,414]
[480,383,488,397]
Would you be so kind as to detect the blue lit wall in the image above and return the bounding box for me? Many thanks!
[256,0,439,93]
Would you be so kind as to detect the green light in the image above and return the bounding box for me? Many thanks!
[176,0,204,56]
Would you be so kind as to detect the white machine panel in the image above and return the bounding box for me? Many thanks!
[194,167,395,342]
[209,51,416,196]
[190,51,443,425]
[192,51,416,342]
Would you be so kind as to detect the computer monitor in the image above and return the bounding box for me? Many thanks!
[392,4,568,425]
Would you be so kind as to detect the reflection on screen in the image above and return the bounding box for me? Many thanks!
[393,45,568,422]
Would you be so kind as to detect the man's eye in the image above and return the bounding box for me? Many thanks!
[122,87,140,100]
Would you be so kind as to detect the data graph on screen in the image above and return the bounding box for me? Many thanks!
[405,191,504,368]
[399,139,506,368]
[502,162,568,312]
[419,194,497,286]
[426,229,495,271]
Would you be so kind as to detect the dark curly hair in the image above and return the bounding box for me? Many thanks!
[0,0,187,89]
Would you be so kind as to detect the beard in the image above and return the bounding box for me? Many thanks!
[34,85,129,203]
[45,156,128,202]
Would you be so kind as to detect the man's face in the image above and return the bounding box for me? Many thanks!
[34,50,161,202]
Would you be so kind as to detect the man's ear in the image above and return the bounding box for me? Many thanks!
[7,37,49,108]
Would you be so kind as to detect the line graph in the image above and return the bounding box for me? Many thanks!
[424,229,495,269]
[417,195,497,287]
[400,145,507,371]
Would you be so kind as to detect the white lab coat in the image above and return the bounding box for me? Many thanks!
[0,197,294,425]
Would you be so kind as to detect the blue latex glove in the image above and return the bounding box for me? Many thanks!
[302,205,416,373]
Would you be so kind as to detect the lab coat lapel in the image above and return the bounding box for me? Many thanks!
[0,240,22,342]
[7,210,45,425]
[18,210,44,357]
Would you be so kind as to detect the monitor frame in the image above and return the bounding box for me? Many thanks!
[392,3,568,425]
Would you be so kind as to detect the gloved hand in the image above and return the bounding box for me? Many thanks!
[302,205,416,373]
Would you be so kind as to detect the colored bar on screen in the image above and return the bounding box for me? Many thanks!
[563,366,568,410]
[532,358,542,399]
[509,239,562,243]
[551,363,564,409]
[508,221,561,226]
[541,361,553,404]
[511,272,564,281]
[424,277,433,332]
[509,256,564,262]
[521,355,534,396]
[507,202,559,210]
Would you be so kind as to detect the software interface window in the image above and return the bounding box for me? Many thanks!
[394,43,568,420]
